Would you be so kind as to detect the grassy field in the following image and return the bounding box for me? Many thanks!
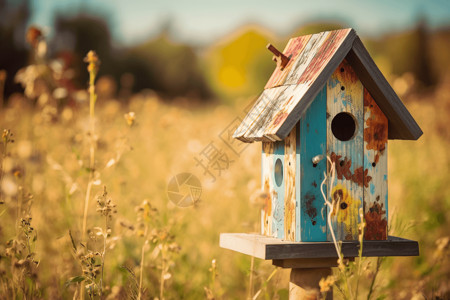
[0,47,449,299]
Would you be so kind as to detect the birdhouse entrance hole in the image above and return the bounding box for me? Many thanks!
[331,112,357,141]
[274,158,283,187]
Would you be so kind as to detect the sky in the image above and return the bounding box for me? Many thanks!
[29,0,450,45]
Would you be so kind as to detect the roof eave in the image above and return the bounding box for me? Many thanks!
[275,34,423,141]
[346,37,423,140]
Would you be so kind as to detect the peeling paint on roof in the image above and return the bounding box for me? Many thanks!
[233,28,422,142]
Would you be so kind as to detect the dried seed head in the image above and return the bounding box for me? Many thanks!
[319,275,336,293]
[26,26,43,48]
[124,112,136,126]
[96,186,117,218]
[2,129,13,143]
[84,51,100,74]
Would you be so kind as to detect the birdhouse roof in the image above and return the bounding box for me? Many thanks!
[233,28,422,142]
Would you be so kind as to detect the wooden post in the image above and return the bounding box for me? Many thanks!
[290,267,332,300]
[273,258,337,300]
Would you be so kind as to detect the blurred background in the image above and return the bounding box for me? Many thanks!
[1,0,449,102]
[0,0,449,299]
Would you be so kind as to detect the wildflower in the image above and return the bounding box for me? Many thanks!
[84,51,100,74]
[14,170,22,178]
[2,129,13,143]
[96,186,117,219]
[319,275,336,293]
[124,112,136,126]
[26,26,43,48]
[135,199,158,223]
[19,216,34,235]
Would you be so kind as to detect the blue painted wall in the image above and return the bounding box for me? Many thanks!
[298,86,328,241]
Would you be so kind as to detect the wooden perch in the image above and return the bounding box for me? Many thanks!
[267,43,290,70]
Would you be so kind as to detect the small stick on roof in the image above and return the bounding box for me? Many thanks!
[267,43,290,70]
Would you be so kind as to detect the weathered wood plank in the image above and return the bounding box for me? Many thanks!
[245,85,295,141]
[284,31,330,85]
[261,142,275,236]
[327,59,364,241]
[233,86,287,142]
[363,88,388,240]
[220,233,420,260]
[257,31,332,141]
[346,37,422,140]
[265,35,313,89]
[284,126,296,241]
[272,141,285,239]
[299,85,328,241]
[265,29,355,140]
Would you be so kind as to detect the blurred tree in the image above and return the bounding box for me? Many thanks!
[0,0,30,101]
[414,18,435,87]
[205,26,276,101]
[429,27,450,82]
[204,22,347,102]
[365,18,437,89]
[52,14,211,101]
[52,13,115,89]
[291,22,345,37]
[127,27,212,100]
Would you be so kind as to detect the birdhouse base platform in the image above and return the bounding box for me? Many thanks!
[220,233,419,299]
[220,233,419,261]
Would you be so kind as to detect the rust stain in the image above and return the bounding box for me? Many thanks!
[352,167,372,188]
[364,118,387,152]
[330,152,372,187]
[284,200,295,240]
[263,179,272,217]
[330,152,352,180]
[263,178,272,236]
[272,111,289,127]
[284,127,296,241]
[332,59,359,86]
[364,88,388,153]
[374,153,380,164]
[305,193,317,225]
[312,181,317,188]
[364,201,387,240]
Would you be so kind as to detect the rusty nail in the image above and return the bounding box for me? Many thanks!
[266,43,290,70]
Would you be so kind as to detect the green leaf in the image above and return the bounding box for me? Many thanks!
[68,230,77,251]
[65,276,85,287]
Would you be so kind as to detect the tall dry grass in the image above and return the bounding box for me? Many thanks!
[0,28,449,299]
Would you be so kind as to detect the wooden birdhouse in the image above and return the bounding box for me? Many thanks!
[232,28,422,242]
[220,28,421,299]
